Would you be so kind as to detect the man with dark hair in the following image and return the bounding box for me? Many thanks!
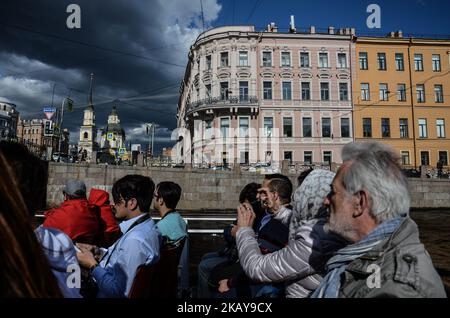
[263,173,293,194]
[76,174,162,298]
[0,141,81,298]
[258,176,293,228]
[154,181,187,245]
[44,179,101,244]
[216,176,293,297]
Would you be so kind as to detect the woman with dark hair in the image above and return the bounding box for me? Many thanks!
[0,150,62,298]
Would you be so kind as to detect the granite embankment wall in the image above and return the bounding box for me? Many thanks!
[47,163,450,210]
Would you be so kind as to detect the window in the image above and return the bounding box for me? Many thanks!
[240,151,249,164]
[220,82,229,100]
[205,120,212,139]
[439,151,448,166]
[283,117,293,137]
[303,117,312,137]
[339,83,348,101]
[304,151,313,164]
[264,117,273,137]
[320,83,330,101]
[323,151,332,165]
[379,83,389,101]
[282,82,292,100]
[319,53,329,68]
[381,118,391,138]
[377,53,386,70]
[341,118,350,138]
[83,132,88,140]
[281,52,291,67]
[418,119,427,138]
[397,84,406,101]
[239,81,249,102]
[416,84,425,103]
[437,119,445,138]
[220,118,229,138]
[239,117,249,138]
[432,54,441,72]
[401,151,410,165]
[395,53,404,71]
[284,151,293,163]
[263,81,272,100]
[239,51,249,67]
[205,84,211,98]
[361,83,370,101]
[359,52,368,70]
[414,54,423,71]
[435,85,444,103]
[220,52,229,67]
[206,55,212,70]
[400,119,409,138]
[420,151,430,166]
[363,118,372,137]
[262,51,272,67]
[300,52,310,68]
[301,82,311,100]
[338,53,347,68]
[322,117,331,138]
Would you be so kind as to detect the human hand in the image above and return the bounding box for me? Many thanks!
[76,250,98,269]
[218,279,230,293]
[237,202,256,229]
[76,242,95,253]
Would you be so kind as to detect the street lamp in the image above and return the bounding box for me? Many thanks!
[146,123,155,158]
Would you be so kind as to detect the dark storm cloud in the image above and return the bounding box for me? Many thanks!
[0,0,221,152]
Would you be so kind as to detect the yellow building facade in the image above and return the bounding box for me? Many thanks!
[353,35,450,169]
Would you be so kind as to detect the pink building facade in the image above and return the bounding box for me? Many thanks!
[176,25,356,166]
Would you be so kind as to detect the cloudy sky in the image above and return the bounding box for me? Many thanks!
[0,0,448,154]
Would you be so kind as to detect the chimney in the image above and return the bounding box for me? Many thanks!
[310,26,316,34]
[269,22,278,33]
[289,15,296,33]
[328,26,335,35]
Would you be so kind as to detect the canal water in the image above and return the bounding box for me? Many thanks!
[186,209,450,296]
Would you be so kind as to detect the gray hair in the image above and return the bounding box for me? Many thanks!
[341,142,410,223]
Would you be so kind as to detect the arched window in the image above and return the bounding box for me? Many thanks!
[83,132,89,139]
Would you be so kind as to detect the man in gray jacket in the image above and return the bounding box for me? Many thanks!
[312,141,446,298]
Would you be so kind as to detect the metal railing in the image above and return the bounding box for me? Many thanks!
[35,214,236,234]
[186,95,259,114]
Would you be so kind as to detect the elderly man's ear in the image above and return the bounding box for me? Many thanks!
[352,190,370,218]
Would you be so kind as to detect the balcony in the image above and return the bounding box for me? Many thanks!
[185,95,259,117]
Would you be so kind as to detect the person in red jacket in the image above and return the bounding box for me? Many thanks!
[44,180,101,244]
[88,188,122,247]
